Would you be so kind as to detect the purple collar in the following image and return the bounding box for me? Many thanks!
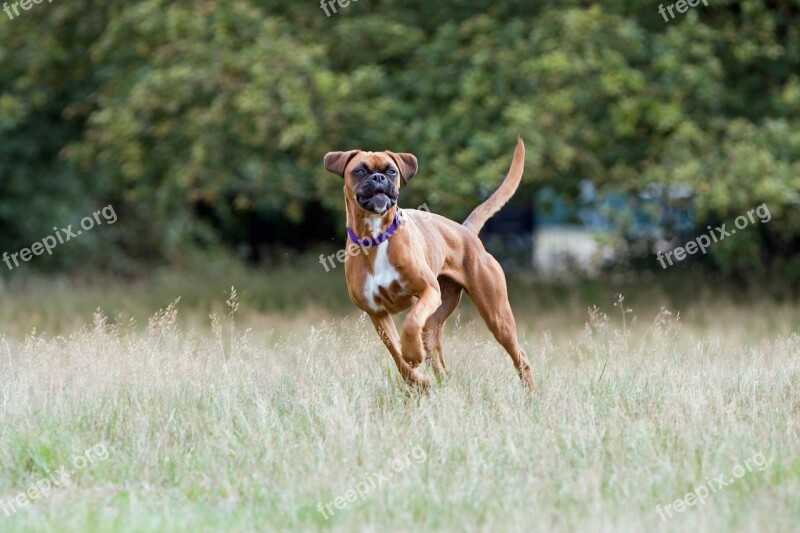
[346,212,402,248]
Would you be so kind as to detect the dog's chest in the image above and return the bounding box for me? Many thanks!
[363,241,403,313]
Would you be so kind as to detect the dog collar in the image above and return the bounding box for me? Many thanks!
[346,212,402,248]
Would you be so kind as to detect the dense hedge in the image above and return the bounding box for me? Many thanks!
[1,0,798,274]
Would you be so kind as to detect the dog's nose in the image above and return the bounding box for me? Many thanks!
[370,173,388,184]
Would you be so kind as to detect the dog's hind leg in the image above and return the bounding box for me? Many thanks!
[423,277,463,377]
[464,255,537,392]
[370,312,431,388]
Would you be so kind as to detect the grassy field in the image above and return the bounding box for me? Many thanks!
[1,259,799,532]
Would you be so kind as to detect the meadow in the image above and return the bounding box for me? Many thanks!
[1,257,798,532]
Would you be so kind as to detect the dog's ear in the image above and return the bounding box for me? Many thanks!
[386,152,418,185]
[324,150,359,178]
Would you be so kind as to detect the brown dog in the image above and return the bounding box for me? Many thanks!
[324,139,536,390]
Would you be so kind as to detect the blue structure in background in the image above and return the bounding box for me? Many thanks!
[536,181,694,238]
[480,180,696,273]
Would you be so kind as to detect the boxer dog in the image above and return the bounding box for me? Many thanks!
[324,139,536,391]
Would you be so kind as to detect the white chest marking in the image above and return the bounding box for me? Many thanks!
[363,218,402,313]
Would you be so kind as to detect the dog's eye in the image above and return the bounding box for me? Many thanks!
[354,169,366,177]
[387,169,397,176]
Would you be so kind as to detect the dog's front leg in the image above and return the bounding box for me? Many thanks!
[369,313,431,388]
[401,285,442,370]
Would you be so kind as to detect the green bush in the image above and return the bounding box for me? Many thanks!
[1,0,798,274]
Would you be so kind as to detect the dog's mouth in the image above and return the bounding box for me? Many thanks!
[356,188,398,213]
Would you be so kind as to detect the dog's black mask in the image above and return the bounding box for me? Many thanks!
[355,171,400,214]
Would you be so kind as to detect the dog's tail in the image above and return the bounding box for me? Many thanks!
[462,138,525,235]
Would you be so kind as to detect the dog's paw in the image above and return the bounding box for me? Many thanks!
[408,372,431,389]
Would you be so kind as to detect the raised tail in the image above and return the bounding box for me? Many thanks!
[462,138,525,235]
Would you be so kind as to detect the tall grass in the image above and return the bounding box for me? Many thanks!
[1,281,798,531]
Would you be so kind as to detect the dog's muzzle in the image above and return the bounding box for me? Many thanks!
[356,173,399,213]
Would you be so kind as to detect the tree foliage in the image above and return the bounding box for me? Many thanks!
[1,0,798,273]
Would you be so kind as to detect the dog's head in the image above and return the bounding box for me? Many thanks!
[324,150,418,214]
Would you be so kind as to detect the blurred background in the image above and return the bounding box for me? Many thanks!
[1,0,799,333]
